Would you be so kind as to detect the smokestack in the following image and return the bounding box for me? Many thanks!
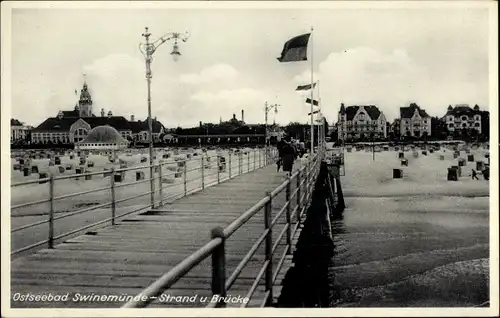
[199,121,202,127]
[130,115,135,121]
[241,110,244,122]
[101,109,105,117]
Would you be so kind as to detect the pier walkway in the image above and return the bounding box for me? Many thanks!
[11,154,321,308]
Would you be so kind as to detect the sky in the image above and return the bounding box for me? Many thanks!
[7,2,493,128]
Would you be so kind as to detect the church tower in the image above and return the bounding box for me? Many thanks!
[78,77,93,117]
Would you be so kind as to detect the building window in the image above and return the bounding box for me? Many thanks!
[461,116,468,121]
[74,128,88,142]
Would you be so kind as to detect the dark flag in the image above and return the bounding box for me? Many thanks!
[308,110,320,116]
[277,33,311,62]
[295,82,316,91]
[75,89,78,95]
[306,98,319,106]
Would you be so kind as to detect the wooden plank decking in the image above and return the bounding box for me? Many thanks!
[11,163,308,308]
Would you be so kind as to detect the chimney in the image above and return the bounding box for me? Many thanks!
[107,110,112,118]
[241,110,244,122]
[233,114,236,120]
[199,121,202,127]
[130,114,135,122]
[101,108,105,117]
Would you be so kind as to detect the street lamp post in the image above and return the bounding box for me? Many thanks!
[140,27,189,207]
[264,102,280,162]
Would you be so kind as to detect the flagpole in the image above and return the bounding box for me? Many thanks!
[317,79,321,151]
[310,26,314,155]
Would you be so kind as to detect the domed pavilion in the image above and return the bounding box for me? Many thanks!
[76,125,129,151]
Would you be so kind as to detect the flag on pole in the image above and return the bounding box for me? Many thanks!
[308,110,320,116]
[295,82,316,91]
[277,33,311,62]
[75,89,78,95]
[306,98,319,106]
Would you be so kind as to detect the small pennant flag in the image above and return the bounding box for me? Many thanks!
[306,98,319,106]
[75,89,78,95]
[296,83,316,91]
[308,110,320,116]
[277,33,311,62]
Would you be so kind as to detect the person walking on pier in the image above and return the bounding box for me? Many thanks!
[282,141,297,177]
[471,169,479,180]
[277,140,286,172]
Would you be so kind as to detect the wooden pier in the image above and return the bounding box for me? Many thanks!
[11,159,319,308]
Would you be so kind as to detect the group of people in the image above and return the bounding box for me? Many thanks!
[276,139,304,176]
[471,166,490,180]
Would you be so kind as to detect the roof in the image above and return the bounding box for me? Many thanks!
[79,125,128,144]
[33,115,165,133]
[84,116,132,130]
[344,105,381,121]
[175,124,267,136]
[62,110,80,118]
[400,103,430,119]
[231,125,266,135]
[11,119,23,126]
[445,105,481,117]
[129,119,164,134]
[33,117,77,132]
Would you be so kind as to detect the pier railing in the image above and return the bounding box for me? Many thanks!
[11,148,277,256]
[122,151,322,308]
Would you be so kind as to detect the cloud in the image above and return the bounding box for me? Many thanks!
[188,88,268,124]
[180,64,239,85]
[288,47,487,122]
[80,53,198,125]
[82,54,151,120]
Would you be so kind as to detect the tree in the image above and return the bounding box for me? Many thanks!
[480,110,489,141]
[431,116,447,140]
[329,123,338,142]
[323,117,329,138]
[422,131,428,142]
[285,122,308,141]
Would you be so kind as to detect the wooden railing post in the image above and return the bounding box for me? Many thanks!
[239,153,242,175]
[183,160,187,196]
[211,226,227,308]
[296,170,302,224]
[217,155,220,184]
[48,175,55,249]
[304,160,309,205]
[285,174,292,254]
[158,162,163,207]
[201,156,205,190]
[228,153,232,179]
[264,191,273,306]
[111,168,116,225]
[254,149,256,171]
[150,159,155,209]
